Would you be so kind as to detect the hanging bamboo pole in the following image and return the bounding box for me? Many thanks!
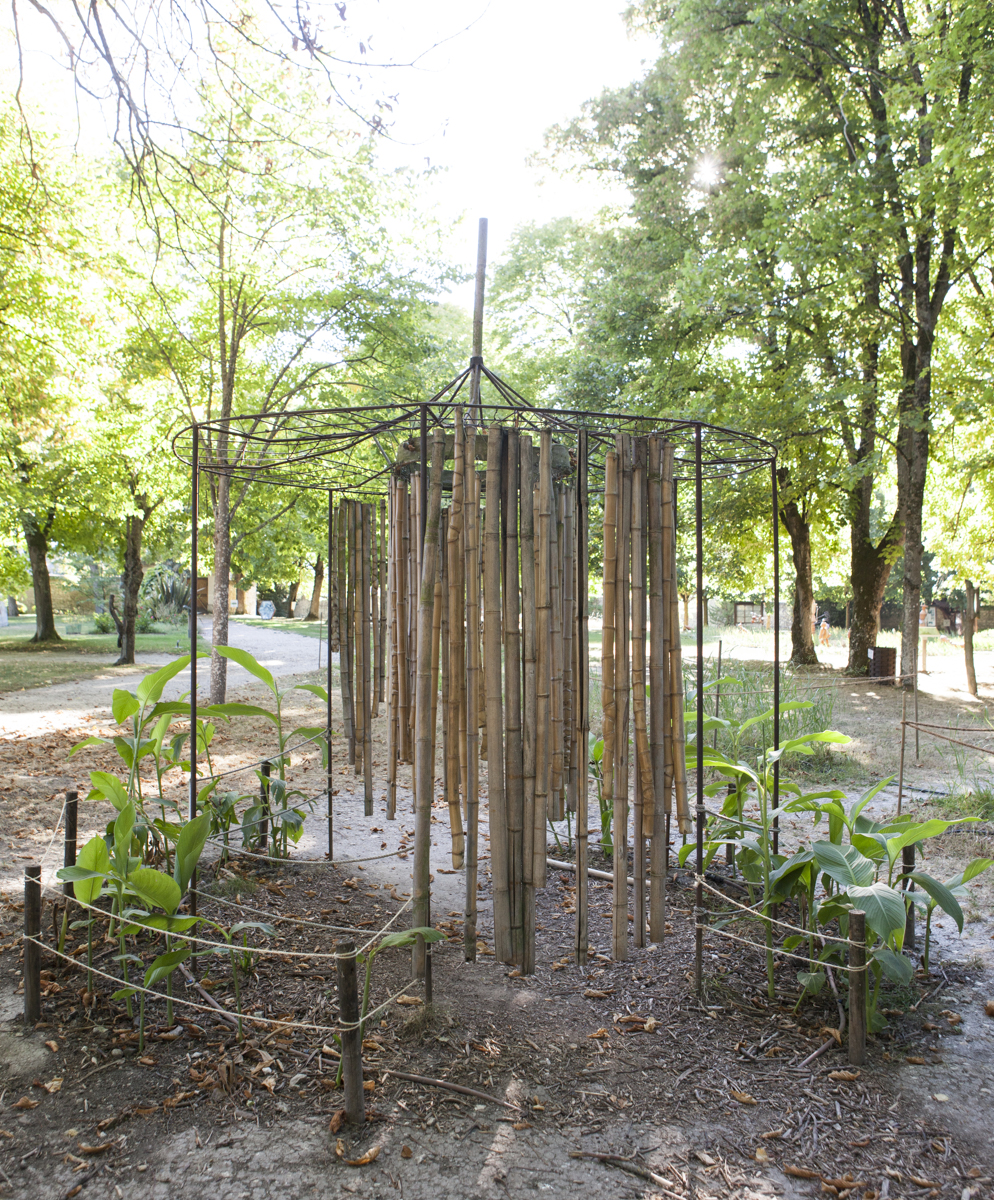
[353,500,365,780]
[447,410,466,867]
[440,508,451,860]
[520,436,537,974]
[430,517,443,810]
[563,485,575,813]
[574,430,590,966]
[397,483,410,766]
[379,498,387,707]
[549,485,564,820]
[387,485,399,821]
[631,438,649,948]
[666,449,690,834]
[464,425,481,961]
[331,502,341,654]
[361,502,374,815]
[371,502,381,720]
[503,427,524,965]
[413,428,445,978]
[338,501,354,761]
[601,452,618,864]
[613,433,632,962]
[647,435,668,941]
[534,429,553,890]
[484,424,512,963]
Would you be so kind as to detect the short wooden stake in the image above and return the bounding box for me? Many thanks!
[903,843,916,950]
[336,941,365,1124]
[259,760,271,852]
[848,910,867,1066]
[24,864,42,1026]
[63,790,78,898]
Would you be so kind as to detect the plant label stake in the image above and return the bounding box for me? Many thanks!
[63,789,78,897]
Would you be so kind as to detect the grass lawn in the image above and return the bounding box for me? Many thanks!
[0,615,209,692]
[231,614,327,640]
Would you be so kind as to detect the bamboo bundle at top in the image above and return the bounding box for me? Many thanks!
[464,425,481,960]
[413,428,445,977]
[631,438,650,947]
[574,430,590,965]
[647,435,668,941]
[446,410,466,866]
[485,424,512,963]
[503,427,524,965]
[520,436,537,974]
[534,430,553,890]
[613,433,632,962]
[601,452,618,864]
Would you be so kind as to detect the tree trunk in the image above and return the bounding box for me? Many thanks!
[778,490,818,666]
[116,513,146,665]
[21,512,60,643]
[305,555,324,621]
[286,579,300,617]
[897,348,932,686]
[7,595,18,617]
[964,579,978,698]
[234,577,248,615]
[846,475,901,674]
[210,470,232,704]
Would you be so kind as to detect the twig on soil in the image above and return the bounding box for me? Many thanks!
[179,963,240,1028]
[568,1151,685,1198]
[380,1069,523,1111]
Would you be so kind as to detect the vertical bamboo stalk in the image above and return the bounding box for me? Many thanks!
[338,502,354,760]
[387,485,398,821]
[485,424,512,963]
[331,503,341,654]
[648,435,668,942]
[362,503,374,814]
[574,431,590,966]
[440,508,451,861]
[613,434,631,962]
[666,450,689,834]
[413,429,445,977]
[631,439,649,948]
[350,500,361,774]
[549,484,564,819]
[371,502,381,720]
[534,430,553,890]
[379,498,387,706]
[464,426,481,960]
[519,436,537,974]
[430,521,443,810]
[504,427,524,966]
[563,485,575,813]
[661,445,675,820]
[447,410,466,866]
[397,484,410,766]
[601,452,618,862]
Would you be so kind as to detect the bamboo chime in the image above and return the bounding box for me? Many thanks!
[367,416,693,973]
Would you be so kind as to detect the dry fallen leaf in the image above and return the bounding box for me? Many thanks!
[583,988,614,999]
[78,1143,113,1155]
[329,1110,347,1134]
[362,1080,375,1092]
[906,1056,926,1065]
[828,1070,860,1082]
[784,1165,820,1180]
[761,1129,784,1140]
[821,1026,842,1046]
[13,1097,39,1110]
[138,1056,156,1066]
[908,1176,940,1189]
[694,1150,716,1166]
[401,1145,413,1159]
[335,1139,345,1159]
[345,1146,380,1167]
[643,1016,658,1033]
[730,1090,757,1105]
[395,995,422,1007]
[44,1040,58,1053]
[42,1078,63,1094]
[984,1000,994,1018]
[512,1121,532,1131]
[932,1093,950,1102]
[587,1027,609,1040]
[754,1147,770,1165]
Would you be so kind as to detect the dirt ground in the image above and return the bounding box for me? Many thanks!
[2,632,994,1200]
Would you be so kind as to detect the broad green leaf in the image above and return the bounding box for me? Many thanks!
[845,777,894,827]
[138,914,200,933]
[959,856,994,885]
[230,921,278,938]
[56,865,107,882]
[378,927,446,950]
[813,842,876,888]
[886,818,979,865]
[114,803,136,871]
[847,882,907,944]
[201,702,278,724]
[127,867,181,915]
[174,813,210,894]
[136,654,196,707]
[111,986,138,1001]
[112,688,140,725]
[89,770,130,812]
[112,736,135,770]
[295,684,329,702]
[907,872,964,932]
[69,736,106,757]
[872,946,914,986]
[797,970,825,995]
[144,947,192,988]
[150,712,173,751]
[851,832,888,861]
[215,645,276,691]
[66,834,109,904]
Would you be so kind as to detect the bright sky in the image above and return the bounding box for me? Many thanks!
[364,1,656,289]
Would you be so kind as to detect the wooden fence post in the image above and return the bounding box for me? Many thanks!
[336,941,365,1125]
[63,790,78,898]
[259,761,271,852]
[848,910,866,1066]
[24,865,41,1026]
